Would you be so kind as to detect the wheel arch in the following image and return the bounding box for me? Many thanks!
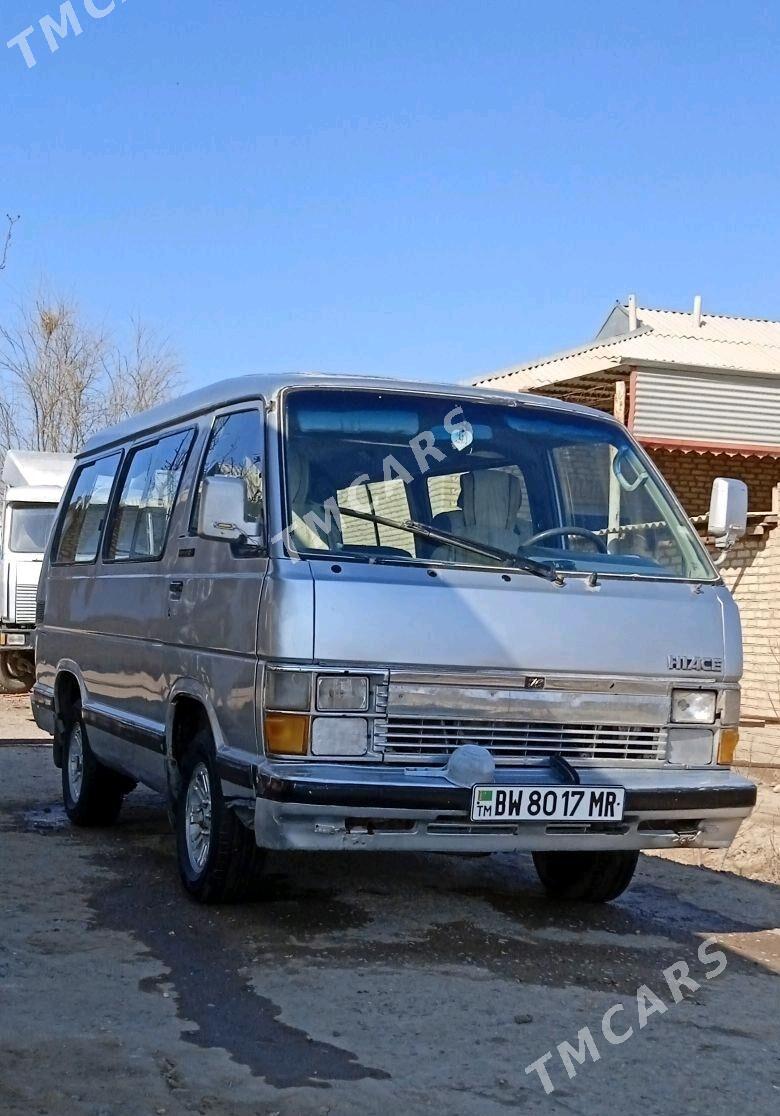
[166,680,226,806]
[52,662,87,767]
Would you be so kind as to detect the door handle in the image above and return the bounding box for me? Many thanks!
[169,580,184,601]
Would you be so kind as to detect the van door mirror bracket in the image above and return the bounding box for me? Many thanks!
[230,530,266,557]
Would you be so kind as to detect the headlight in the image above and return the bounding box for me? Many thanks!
[265,668,311,711]
[316,675,369,712]
[671,689,717,725]
[0,633,27,647]
[311,717,368,756]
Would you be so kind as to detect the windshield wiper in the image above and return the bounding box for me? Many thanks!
[337,506,564,585]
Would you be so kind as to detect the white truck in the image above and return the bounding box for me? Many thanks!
[1,451,73,693]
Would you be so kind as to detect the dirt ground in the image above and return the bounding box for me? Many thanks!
[1,694,779,1115]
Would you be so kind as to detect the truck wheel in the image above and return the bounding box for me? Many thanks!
[532,849,639,903]
[7,650,35,689]
[175,728,266,904]
[62,716,125,827]
[0,655,29,695]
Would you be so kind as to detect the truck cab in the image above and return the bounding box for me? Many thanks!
[1,452,72,692]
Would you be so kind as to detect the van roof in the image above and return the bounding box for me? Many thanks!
[79,372,613,457]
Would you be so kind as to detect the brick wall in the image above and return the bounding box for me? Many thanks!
[647,449,780,515]
[646,450,780,734]
[716,528,780,724]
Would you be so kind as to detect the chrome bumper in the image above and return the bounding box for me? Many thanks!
[252,761,756,853]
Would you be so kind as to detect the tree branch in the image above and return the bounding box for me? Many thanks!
[0,292,183,454]
[0,214,20,272]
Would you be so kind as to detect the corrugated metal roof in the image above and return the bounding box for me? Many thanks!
[633,306,780,347]
[646,442,780,459]
[474,302,780,390]
[633,368,780,448]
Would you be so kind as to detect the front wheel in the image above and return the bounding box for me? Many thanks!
[532,849,639,903]
[62,717,125,827]
[0,655,29,695]
[175,730,266,904]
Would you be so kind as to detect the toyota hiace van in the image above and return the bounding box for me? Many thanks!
[32,375,756,903]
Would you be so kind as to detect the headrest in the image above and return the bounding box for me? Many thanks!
[461,470,524,531]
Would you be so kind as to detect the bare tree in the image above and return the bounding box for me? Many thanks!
[103,316,182,425]
[0,214,20,273]
[0,293,182,466]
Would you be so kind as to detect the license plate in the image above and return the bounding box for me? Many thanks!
[470,785,625,823]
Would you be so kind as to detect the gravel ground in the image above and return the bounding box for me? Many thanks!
[653,777,780,884]
[0,692,53,741]
[1,697,779,1115]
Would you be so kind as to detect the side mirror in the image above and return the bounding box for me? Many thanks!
[708,478,748,550]
[197,475,263,546]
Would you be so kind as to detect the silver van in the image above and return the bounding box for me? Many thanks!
[32,374,756,903]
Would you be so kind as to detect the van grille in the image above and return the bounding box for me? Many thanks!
[14,585,38,624]
[375,716,667,764]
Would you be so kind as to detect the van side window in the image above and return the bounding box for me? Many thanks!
[106,430,193,561]
[54,453,122,564]
[191,410,264,531]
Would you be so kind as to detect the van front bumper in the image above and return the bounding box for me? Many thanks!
[252,760,757,853]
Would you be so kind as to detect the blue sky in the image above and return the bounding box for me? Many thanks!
[2,1,780,389]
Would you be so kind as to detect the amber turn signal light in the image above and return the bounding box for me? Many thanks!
[264,713,309,756]
[717,728,740,766]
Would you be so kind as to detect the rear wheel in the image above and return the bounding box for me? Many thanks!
[62,716,125,827]
[0,655,29,695]
[532,849,639,903]
[175,728,265,904]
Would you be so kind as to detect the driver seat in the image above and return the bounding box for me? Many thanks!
[288,452,340,550]
[432,470,524,563]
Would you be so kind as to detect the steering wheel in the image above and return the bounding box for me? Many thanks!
[524,526,608,553]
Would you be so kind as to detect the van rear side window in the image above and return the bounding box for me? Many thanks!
[55,453,122,564]
[106,430,193,561]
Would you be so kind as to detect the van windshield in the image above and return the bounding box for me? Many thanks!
[9,505,57,554]
[282,389,715,582]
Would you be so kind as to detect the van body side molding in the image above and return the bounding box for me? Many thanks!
[216,756,255,789]
[81,707,166,755]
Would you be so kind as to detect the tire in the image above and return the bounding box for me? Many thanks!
[61,715,125,827]
[0,655,29,695]
[532,849,639,903]
[175,727,266,904]
[7,650,35,689]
